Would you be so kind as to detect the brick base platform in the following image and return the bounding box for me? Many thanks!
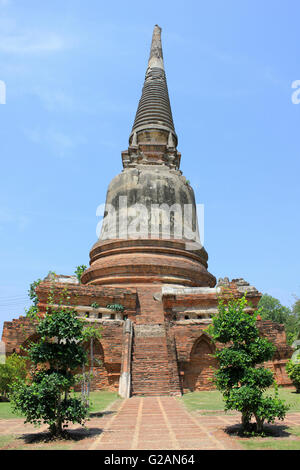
[1,278,293,394]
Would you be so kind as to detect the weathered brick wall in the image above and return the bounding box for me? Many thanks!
[163,283,293,390]
[135,285,165,324]
[1,316,38,355]
[1,316,124,392]
[171,319,293,391]
[1,280,293,394]
[36,281,137,321]
[164,322,182,395]
[77,321,124,391]
[171,323,218,392]
[258,320,293,386]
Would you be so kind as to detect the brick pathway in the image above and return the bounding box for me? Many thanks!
[1,397,300,450]
[89,397,242,450]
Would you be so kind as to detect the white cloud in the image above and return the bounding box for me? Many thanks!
[0,5,72,55]
[48,130,75,151]
[24,127,86,157]
[0,208,30,232]
[34,89,75,112]
[0,32,68,54]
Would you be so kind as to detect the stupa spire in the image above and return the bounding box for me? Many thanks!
[147,24,164,70]
[83,24,215,291]
[130,25,177,146]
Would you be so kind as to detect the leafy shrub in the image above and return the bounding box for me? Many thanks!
[208,295,289,433]
[106,304,124,312]
[75,265,87,283]
[10,308,90,436]
[10,371,87,431]
[91,302,99,309]
[286,360,300,393]
[0,353,27,399]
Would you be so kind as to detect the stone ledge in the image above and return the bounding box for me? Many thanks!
[162,286,222,296]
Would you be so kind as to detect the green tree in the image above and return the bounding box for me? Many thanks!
[0,353,27,399]
[286,339,300,392]
[258,294,300,344]
[289,299,300,342]
[285,315,300,345]
[286,360,300,393]
[208,295,288,433]
[75,265,87,284]
[10,306,97,437]
[258,294,291,323]
[25,278,42,319]
[293,299,300,318]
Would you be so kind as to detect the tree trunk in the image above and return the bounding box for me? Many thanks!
[88,337,94,403]
[241,412,250,431]
[49,423,56,436]
[254,414,264,433]
[81,363,86,402]
[49,420,63,437]
[54,394,63,437]
[56,417,63,436]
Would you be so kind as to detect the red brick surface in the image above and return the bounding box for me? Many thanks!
[1,279,292,393]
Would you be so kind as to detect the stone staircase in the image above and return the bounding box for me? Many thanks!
[131,324,181,396]
[131,328,170,396]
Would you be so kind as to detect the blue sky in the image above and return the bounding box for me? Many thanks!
[0,0,299,334]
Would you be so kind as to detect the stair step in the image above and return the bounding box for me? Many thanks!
[130,318,182,397]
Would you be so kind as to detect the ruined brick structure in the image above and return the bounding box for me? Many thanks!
[1,25,292,395]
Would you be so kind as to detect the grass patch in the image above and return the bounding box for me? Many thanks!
[0,401,23,419]
[37,443,74,450]
[181,390,300,450]
[0,434,76,450]
[228,425,300,449]
[180,387,300,413]
[180,390,225,412]
[0,434,16,448]
[0,390,119,420]
[86,391,119,415]
[266,387,300,412]
[240,439,300,450]
[287,426,300,437]
[0,391,119,450]
[12,442,75,451]
[199,410,236,416]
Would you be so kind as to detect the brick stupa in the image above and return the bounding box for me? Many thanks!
[1,26,292,395]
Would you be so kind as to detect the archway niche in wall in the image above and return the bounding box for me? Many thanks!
[84,338,104,368]
[183,333,218,392]
[20,333,40,354]
[18,333,41,372]
[82,339,108,391]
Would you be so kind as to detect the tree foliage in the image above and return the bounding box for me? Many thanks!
[258,294,300,344]
[0,353,27,399]
[291,299,300,341]
[208,295,288,434]
[286,360,300,393]
[25,278,42,320]
[10,303,101,437]
[106,303,124,312]
[75,265,87,283]
[286,341,300,393]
